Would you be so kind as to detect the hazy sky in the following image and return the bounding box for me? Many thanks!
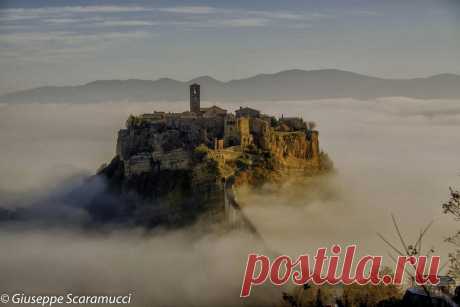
[0,0,459,94]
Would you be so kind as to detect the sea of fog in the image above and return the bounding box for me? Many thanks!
[0,98,459,306]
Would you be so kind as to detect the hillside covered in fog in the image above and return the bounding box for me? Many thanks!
[2,69,460,103]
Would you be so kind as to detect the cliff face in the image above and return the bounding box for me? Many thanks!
[95,109,331,227]
[96,155,224,227]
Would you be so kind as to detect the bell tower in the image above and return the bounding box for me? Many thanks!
[190,83,200,113]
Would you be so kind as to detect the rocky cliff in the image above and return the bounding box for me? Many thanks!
[94,109,332,228]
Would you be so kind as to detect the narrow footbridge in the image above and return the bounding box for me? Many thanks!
[223,177,263,239]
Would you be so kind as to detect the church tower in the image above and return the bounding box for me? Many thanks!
[190,83,200,113]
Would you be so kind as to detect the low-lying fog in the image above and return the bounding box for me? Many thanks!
[0,98,459,306]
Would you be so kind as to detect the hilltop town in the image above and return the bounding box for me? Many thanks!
[95,84,331,226]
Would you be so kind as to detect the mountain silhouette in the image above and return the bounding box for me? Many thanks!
[2,69,460,103]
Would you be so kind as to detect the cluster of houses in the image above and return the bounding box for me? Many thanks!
[117,83,319,177]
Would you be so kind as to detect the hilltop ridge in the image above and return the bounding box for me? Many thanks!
[2,69,460,103]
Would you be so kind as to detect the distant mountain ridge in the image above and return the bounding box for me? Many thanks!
[2,69,460,103]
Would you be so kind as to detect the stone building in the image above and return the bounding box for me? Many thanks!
[223,115,253,148]
[237,117,253,148]
[236,106,260,118]
[201,105,227,118]
[224,114,239,146]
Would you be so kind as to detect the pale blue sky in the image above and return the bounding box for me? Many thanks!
[0,0,459,94]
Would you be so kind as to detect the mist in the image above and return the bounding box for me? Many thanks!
[237,98,460,261]
[0,98,459,305]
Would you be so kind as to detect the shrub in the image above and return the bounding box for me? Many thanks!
[236,157,252,170]
[193,144,209,161]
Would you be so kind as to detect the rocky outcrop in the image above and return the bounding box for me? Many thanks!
[95,108,332,228]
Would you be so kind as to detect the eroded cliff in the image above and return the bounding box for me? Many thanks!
[94,107,332,228]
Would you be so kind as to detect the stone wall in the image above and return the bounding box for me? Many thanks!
[250,118,271,150]
[237,117,253,148]
[224,115,239,146]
